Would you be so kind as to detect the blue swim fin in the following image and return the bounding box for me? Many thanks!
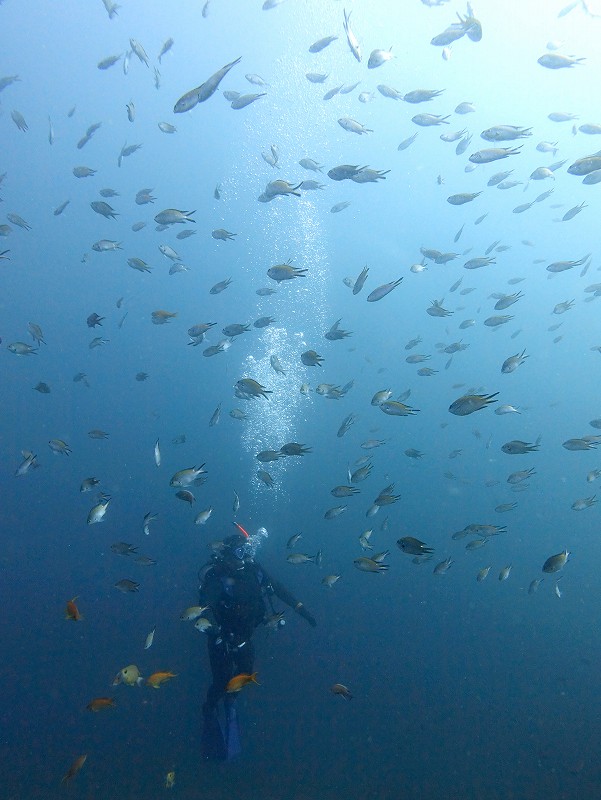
[201,703,227,761]
[221,697,242,760]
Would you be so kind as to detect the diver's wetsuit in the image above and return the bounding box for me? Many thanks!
[198,541,316,760]
[199,555,315,708]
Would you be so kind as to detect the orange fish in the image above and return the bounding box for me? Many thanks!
[225,672,260,693]
[86,697,116,712]
[61,754,87,784]
[146,671,177,689]
[65,596,82,621]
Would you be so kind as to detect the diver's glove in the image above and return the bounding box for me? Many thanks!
[295,601,316,627]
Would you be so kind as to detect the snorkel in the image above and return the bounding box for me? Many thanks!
[232,521,250,538]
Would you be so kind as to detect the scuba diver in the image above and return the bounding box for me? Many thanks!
[198,523,317,761]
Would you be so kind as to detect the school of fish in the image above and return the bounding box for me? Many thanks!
[3,0,601,787]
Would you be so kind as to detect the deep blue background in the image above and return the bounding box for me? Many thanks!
[2,0,601,797]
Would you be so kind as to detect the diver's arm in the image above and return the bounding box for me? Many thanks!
[263,569,317,627]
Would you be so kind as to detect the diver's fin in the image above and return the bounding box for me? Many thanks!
[222,698,242,760]
[201,703,227,761]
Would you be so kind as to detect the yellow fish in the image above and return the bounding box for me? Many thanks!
[112,664,143,686]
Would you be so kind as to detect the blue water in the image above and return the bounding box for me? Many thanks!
[2,0,601,796]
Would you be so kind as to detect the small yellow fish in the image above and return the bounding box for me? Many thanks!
[87,497,110,524]
[48,438,72,455]
[180,605,208,621]
[165,771,175,789]
[113,664,143,686]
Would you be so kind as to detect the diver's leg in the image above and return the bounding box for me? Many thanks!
[205,635,232,708]
[235,640,255,675]
[221,640,256,760]
[201,637,231,761]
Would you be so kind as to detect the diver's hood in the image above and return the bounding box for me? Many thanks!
[222,533,247,552]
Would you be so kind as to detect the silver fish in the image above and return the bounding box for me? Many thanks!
[87,497,110,525]
[366,278,402,302]
[542,550,570,573]
[174,57,242,113]
[343,8,361,62]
